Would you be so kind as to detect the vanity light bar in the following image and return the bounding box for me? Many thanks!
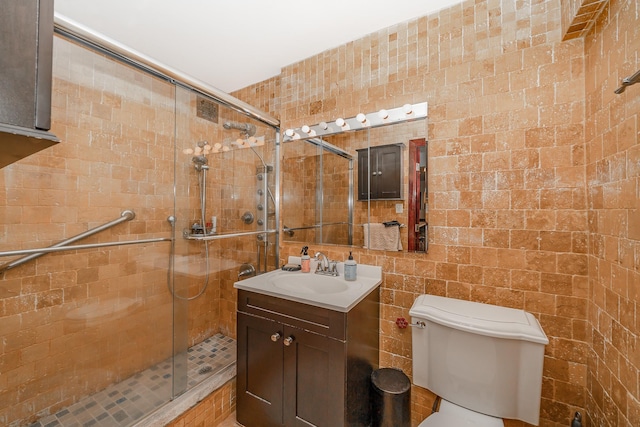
[283,102,428,141]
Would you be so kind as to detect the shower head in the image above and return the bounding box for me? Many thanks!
[223,121,256,137]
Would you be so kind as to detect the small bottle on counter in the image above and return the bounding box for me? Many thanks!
[344,251,357,281]
[300,246,311,273]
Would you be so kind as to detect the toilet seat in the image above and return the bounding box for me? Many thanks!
[418,399,504,427]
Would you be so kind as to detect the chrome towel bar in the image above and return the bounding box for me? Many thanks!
[615,69,640,94]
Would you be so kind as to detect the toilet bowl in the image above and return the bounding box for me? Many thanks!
[410,294,549,426]
[417,399,503,427]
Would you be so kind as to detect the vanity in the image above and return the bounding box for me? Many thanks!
[234,261,382,427]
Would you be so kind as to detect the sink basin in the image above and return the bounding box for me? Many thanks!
[234,259,382,312]
[268,273,353,294]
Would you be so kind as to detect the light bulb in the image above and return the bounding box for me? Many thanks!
[301,125,311,133]
[203,144,211,152]
[378,109,389,119]
[194,146,202,154]
[285,129,295,137]
[183,148,194,155]
[403,103,413,114]
[336,118,345,127]
[248,136,257,144]
[222,145,230,152]
[356,113,367,123]
[319,122,328,130]
[236,138,245,146]
[214,142,222,149]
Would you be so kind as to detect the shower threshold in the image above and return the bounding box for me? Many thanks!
[30,334,236,427]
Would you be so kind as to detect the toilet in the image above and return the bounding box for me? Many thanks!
[409,294,549,426]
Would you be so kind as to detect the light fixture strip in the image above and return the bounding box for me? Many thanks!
[283,102,427,141]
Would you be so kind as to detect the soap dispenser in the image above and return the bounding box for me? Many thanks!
[300,246,311,273]
[344,251,357,281]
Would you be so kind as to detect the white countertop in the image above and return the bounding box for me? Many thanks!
[234,256,382,312]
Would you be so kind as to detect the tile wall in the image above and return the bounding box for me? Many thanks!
[0,35,275,426]
[165,380,235,427]
[233,0,634,425]
[1,0,637,426]
[0,38,178,426]
[584,0,640,425]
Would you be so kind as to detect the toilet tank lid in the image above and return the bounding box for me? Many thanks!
[409,295,549,345]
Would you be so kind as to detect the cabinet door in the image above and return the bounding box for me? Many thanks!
[358,145,403,200]
[374,144,402,199]
[357,149,370,201]
[282,326,345,427]
[237,313,284,427]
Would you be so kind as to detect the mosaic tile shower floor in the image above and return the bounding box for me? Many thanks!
[31,334,236,427]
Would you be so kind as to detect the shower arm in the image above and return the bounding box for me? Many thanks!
[223,121,256,136]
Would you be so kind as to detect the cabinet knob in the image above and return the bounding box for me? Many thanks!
[271,332,281,342]
[283,336,295,346]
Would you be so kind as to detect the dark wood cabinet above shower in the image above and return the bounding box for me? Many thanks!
[357,143,403,200]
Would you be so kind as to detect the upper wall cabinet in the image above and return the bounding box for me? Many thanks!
[356,143,403,200]
[0,0,59,168]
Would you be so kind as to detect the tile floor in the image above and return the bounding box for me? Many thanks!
[30,334,236,427]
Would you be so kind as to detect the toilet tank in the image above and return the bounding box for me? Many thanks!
[410,295,548,426]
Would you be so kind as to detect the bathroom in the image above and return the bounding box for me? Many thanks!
[1,0,639,426]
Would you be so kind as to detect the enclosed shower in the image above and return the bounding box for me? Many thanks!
[223,120,277,275]
[0,17,279,427]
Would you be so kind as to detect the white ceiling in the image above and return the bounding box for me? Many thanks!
[54,0,462,93]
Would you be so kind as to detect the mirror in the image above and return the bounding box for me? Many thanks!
[282,119,428,252]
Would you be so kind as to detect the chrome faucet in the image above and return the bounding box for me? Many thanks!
[315,252,329,271]
[314,252,338,276]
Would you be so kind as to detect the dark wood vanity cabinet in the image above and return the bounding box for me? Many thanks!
[357,143,403,200]
[236,289,379,427]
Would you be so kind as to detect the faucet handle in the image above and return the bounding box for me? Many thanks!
[329,261,338,275]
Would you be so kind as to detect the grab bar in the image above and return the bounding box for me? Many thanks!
[283,222,350,232]
[183,229,277,241]
[0,209,144,273]
[0,238,170,257]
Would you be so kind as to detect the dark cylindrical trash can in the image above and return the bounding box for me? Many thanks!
[371,367,411,427]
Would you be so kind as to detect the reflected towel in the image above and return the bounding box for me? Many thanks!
[363,223,402,251]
